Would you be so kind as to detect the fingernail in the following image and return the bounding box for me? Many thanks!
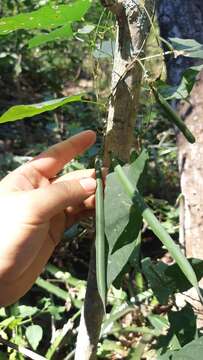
[80,178,96,193]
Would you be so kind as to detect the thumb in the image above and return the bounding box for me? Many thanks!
[28,177,96,220]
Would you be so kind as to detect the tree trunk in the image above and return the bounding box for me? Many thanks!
[157,0,203,323]
[103,0,154,165]
[75,1,154,358]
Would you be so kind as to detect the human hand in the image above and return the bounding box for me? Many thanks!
[0,130,97,306]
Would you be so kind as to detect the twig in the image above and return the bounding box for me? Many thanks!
[0,336,45,360]
[65,349,75,360]
[46,311,81,359]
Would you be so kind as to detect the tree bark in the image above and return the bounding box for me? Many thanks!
[157,0,203,323]
[103,0,154,165]
[157,0,203,257]
[75,1,154,358]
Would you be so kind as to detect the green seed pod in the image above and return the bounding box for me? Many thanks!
[95,158,106,310]
[115,164,202,303]
[151,85,196,144]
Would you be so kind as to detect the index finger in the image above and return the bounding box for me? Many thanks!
[30,130,96,178]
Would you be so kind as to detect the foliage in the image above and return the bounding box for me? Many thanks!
[156,65,203,100]
[0,95,82,123]
[0,0,91,47]
[158,336,203,360]
[0,1,203,359]
[104,150,148,288]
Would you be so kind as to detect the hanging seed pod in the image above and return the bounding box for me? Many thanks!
[151,85,196,144]
[95,157,106,310]
[114,163,202,303]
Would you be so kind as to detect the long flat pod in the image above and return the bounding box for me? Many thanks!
[151,85,196,144]
[95,158,106,310]
[114,164,202,302]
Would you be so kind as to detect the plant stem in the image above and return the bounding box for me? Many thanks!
[46,311,80,359]
[0,336,45,360]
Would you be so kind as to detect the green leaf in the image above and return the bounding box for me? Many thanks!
[48,305,65,321]
[143,257,203,299]
[105,171,132,253]
[156,304,196,356]
[142,258,203,304]
[116,164,200,298]
[158,336,203,360]
[157,65,203,100]
[148,314,169,334]
[0,316,16,329]
[165,258,203,293]
[142,258,174,304]
[126,149,149,185]
[173,337,203,359]
[168,305,196,347]
[28,24,73,48]
[0,95,82,124]
[0,1,91,35]
[93,40,115,59]
[26,325,43,350]
[170,37,203,59]
[105,150,148,287]
[18,305,38,319]
[105,150,148,252]
[107,217,142,288]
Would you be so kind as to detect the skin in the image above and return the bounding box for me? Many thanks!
[0,130,98,306]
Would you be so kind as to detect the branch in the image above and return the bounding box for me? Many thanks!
[104,0,155,165]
